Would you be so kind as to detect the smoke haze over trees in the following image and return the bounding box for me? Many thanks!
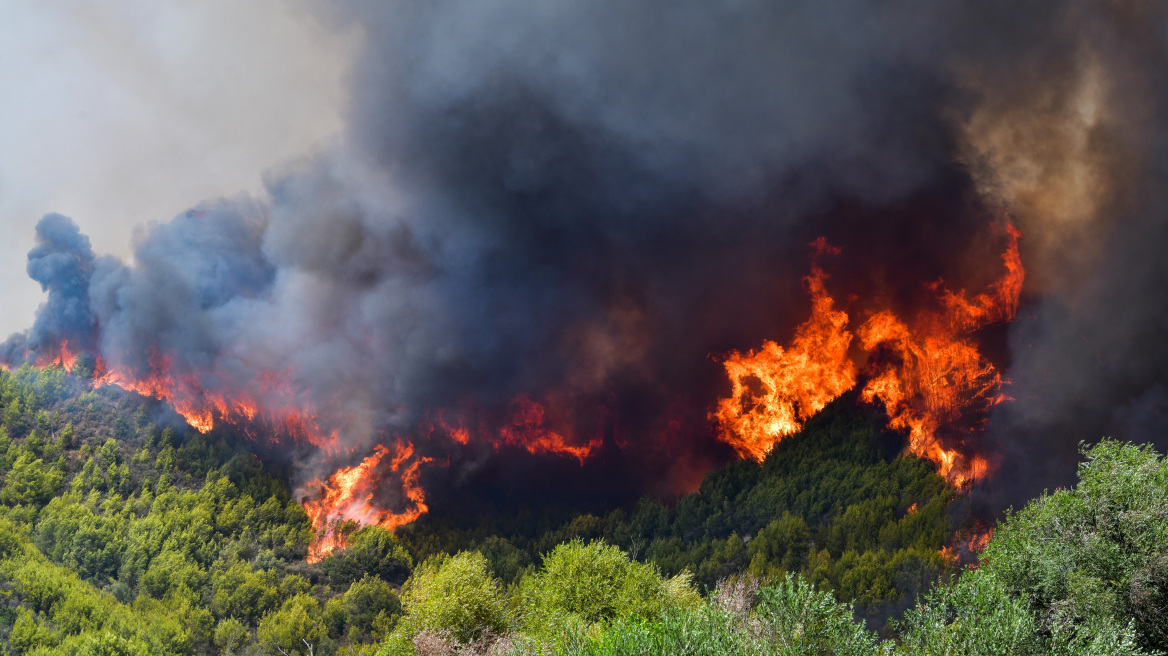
[5,0,1168,510]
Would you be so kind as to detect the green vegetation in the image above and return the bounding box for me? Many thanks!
[0,364,406,654]
[397,399,957,628]
[367,438,1167,656]
[0,362,1165,655]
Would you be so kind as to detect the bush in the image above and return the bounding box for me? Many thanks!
[323,525,413,585]
[378,550,509,656]
[345,574,402,636]
[539,574,885,656]
[977,439,1168,652]
[213,617,251,653]
[519,539,698,633]
[257,593,328,654]
[753,573,890,656]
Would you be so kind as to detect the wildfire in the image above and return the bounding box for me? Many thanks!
[497,395,602,464]
[33,339,78,372]
[426,397,603,463]
[713,225,1023,486]
[941,524,995,567]
[89,351,342,454]
[302,441,432,563]
[712,239,855,461]
[969,528,993,553]
[56,337,602,561]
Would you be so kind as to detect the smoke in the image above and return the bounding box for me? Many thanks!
[6,0,1168,511]
[0,0,355,337]
[1,213,98,363]
[960,1,1168,506]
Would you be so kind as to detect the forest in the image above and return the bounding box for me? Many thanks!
[0,363,1164,655]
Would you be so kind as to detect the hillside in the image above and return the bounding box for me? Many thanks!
[0,363,1164,655]
[396,392,958,628]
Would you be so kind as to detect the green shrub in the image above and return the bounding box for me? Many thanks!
[977,439,1168,652]
[323,525,413,585]
[377,550,509,655]
[257,593,328,654]
[520,539,698,632]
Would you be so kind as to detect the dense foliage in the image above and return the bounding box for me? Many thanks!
[0,362,1165,655]
[398,399,957,627]
[968,439,1168,653]
[367,439,1167,656]
[0,364,407,655]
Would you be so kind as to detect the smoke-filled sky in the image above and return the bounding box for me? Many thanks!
[5,0,1168,510]
[0,0,356,335]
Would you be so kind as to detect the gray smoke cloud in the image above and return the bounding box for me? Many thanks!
[5,0,1168,507]
[0,213,98,363]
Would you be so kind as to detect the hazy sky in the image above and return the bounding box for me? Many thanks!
[0,0,357,336]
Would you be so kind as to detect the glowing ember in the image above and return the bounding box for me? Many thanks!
[969,528,993,553]
[714,225,1024,486]
[497,395,601,464]
[712,239,855,461]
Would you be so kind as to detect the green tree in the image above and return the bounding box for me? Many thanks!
[754,573,891,656]
[73,630,151,656]
[322,525,413,585]
[72,353,98,380]
[519,539,698,632]
[100,437,119,467]
[2,450,62,505]
[209,561,281,622]
[972,439,1168,652]
[748,512,811,580]
[213,618,251,653]
[381,550,508,654]
[5,396,24,435]
[345,575,401,637]
[257,593,328,654]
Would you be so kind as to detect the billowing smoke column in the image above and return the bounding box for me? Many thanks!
[6,0,1168,545]
[2,213,98,365]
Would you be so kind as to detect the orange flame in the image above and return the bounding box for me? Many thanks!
[74,344,599,560]
[89,351,342,454]
[303,441,432,563]
[859,225,1022,485]
[969,528,993,553]
[33,339,78,372]
[713,225,1023,486]
[712,241,855,461]
[428,409,472,445]
[942,524,995,567]
[497,395,601,464]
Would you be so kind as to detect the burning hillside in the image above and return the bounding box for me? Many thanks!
[715,224,1022,486]
[1,213,1028,561]
[4,1,1168,562]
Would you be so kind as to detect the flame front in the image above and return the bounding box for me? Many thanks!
[497,395,602,464]
[712,242,856,461]
[79,345,601,561]
[714,225,1024,486]
[89,353,341,454]
[33,339,79,373]
[303,442,432,563]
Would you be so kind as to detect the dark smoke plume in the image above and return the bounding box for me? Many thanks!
[2,213,97,363]
[6,1,1168,511]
